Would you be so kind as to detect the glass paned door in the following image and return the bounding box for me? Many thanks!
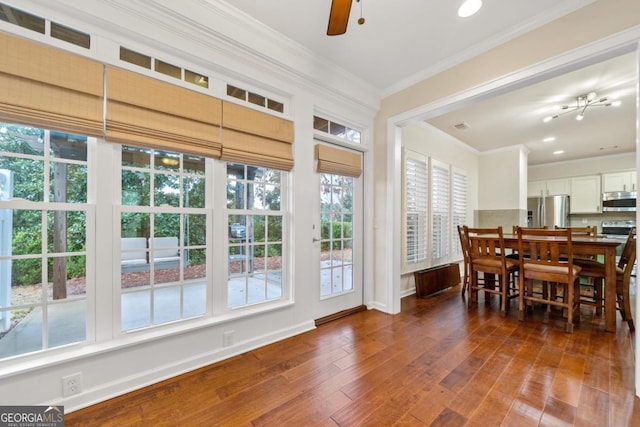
[313,144,362,319]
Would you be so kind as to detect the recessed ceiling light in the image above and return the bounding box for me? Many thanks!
[543,137,556,143]
[553,150,565,155]
[458,0,483,18]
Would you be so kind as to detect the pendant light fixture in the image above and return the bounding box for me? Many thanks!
[543,92,621,123]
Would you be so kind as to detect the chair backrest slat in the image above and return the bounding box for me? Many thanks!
[555,225,597,237]
[516,227,574,276]
[464,226,508,269]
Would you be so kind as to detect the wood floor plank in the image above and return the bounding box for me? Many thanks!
[574,384,609,427]
[65,286,640,426]
[540,395,577,426]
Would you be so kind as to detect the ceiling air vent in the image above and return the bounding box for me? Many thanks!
[453,122,470,130]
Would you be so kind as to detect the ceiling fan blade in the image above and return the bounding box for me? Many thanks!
[327,0,352,36]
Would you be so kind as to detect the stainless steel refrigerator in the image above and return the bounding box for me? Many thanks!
[527,195,570,228]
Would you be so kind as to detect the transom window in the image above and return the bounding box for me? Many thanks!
[313,115,361,144]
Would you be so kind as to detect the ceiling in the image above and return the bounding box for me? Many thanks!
[426,52,638,165]
[229,0,594,93]
[227,0,637,166]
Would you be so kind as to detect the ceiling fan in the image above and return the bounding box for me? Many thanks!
[327,0,364,36]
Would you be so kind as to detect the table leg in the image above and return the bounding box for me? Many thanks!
[604,247,616,333]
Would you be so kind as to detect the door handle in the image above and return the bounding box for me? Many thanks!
[313,237,320,243]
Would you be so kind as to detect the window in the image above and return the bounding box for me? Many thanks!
[0,122,91,358]
[119,46,210,89]
[0,2,90,49]
[452,169,467,257]
[402,150,468,271]
[313,116,361,144]
[226,85,284,114]
[431,159,450,263]
[226,163,285,308]
[119,146,207,331]
[402,149,428,269]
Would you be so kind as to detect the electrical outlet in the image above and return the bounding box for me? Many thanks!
[223,331,234,347]
[62,372,82,397]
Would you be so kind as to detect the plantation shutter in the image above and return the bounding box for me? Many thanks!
[403,149,428,267]
[431,159,450,262]
[105,66,222,158]
[221,101,294,170]
[451,168,468,257]
[0,31,103,136]
[314,144,362,177]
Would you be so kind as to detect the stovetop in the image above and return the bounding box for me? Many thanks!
[602,220,636,227]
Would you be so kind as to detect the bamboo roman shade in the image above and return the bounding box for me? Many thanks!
[0,31,103,136]
[106,66,222,158]
[315,144,362,177]
[221,101,294,170]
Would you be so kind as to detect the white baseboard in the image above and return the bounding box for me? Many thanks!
[60,320,316,413]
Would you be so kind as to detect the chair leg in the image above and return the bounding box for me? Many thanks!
[617,281,635,332]
[468,272,477,308]
[594,278,603,316]
[519,278,530,320]
[461,266,468,296]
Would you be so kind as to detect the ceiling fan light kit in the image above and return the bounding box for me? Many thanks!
[542,92,621,123]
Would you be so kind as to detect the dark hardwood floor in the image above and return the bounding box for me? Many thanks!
[66,286,640,426]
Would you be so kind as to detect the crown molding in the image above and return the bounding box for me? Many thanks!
[9,0,380,116]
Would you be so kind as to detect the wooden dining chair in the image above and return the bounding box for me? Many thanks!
[512,225,547,235]
[555,225,597,258]
[517,227,582,333]
[464,226,519,316]
[573,227,636,331]
[554,226,599,310]
[457,225,471,296]
[554,225,597,237]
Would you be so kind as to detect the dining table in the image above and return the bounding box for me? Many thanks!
[501,233,621,332]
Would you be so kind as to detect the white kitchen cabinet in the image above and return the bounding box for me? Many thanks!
[546,178,570,196]
[570,175,601,213]
[527,178,569,198]
[602,171,637,192]
[527,180,546,197]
